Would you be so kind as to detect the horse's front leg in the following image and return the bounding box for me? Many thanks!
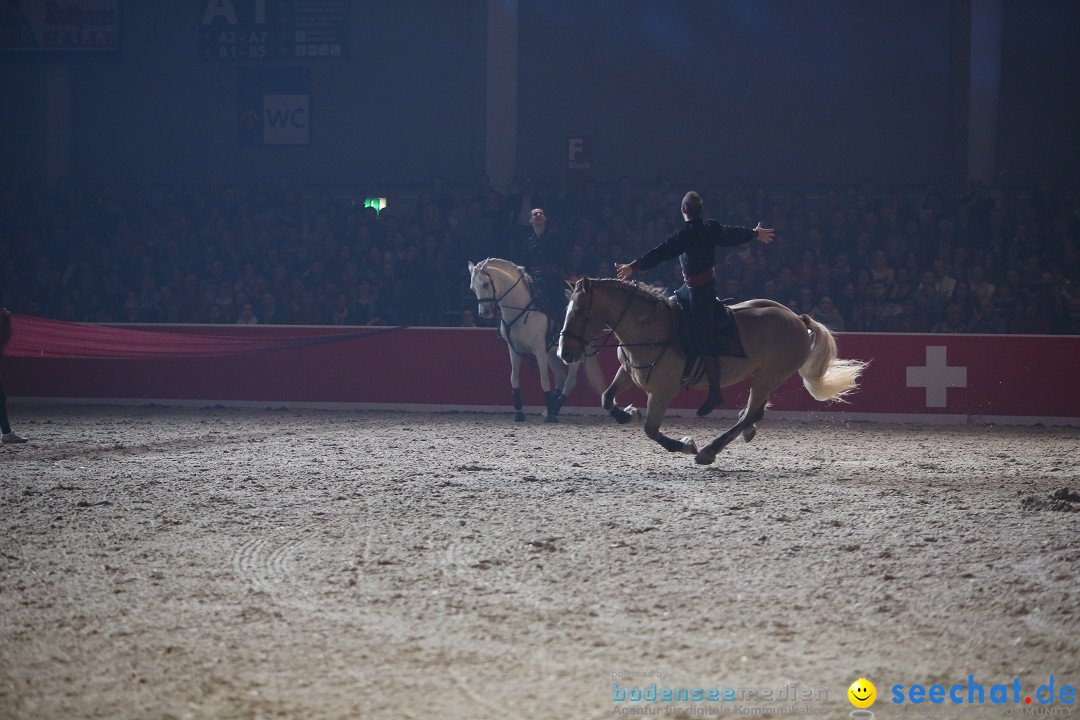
[643,390,697,456]
[555,348,579,399]
[508,343,526,422]
[601,366,639,424]
[544,348,570,420]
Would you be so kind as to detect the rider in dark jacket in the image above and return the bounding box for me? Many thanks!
[616,191,774,417]
[522,208,569,336]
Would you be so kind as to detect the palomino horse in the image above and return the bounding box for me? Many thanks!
[558,278,868,464]
[468,258,596,422]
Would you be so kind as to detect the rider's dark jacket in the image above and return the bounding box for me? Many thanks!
[629,217,756,355]
[523,227,567,320]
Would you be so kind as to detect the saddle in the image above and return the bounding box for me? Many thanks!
[671,294,746,378]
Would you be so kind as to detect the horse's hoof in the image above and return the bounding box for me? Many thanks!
[514,412,526,422]
[625,405,642,423]
[679,437,697,455]
[544,414,559,423]
[742,425,757,443]
[695,449,717,465]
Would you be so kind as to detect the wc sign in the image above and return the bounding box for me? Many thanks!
[262,95,308,144]
[237,67,311,146]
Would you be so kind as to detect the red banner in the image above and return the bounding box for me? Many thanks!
[2,319,1078,422]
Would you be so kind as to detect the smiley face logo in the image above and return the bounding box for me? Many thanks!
[848,678,876,709]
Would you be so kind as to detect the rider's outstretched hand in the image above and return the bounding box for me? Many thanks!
[753,223,775,244]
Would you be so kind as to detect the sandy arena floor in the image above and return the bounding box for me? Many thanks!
[0,404,1078,719]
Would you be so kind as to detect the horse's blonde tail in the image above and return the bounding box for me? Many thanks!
[583,353,606,394]
[798,316,869,402]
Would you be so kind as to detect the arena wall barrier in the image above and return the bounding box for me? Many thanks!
[5,323,1078,425]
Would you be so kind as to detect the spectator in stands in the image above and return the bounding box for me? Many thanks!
[893,298,929,333]
[868,249,896,290]
[0,175,1075,340]
[891,266,916,303]
[850,298,882,332]
[203,304,223,324]
[1030,271,1071,333]
[931,304,967,333]
[354,279,382,326]
[260,292,283,325]
[968,264,995,300]
[236,302,258,325]
[966,296,1006,334]
[809,295,845,332]
[949,281,977,324]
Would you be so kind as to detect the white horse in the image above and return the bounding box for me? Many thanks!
[468,258,597,422]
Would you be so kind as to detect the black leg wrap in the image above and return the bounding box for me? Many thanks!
[552,392,566,414]
[609,407,633,424]
[657,435,685,452]
[543,391,558,422]
[512,388,525,421]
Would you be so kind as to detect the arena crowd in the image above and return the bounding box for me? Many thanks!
[0,174,1077,335]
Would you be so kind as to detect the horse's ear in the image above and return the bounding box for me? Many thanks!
[581,277,591,292]
[467,261,475,273]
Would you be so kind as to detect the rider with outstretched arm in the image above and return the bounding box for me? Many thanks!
[615,191,774,417]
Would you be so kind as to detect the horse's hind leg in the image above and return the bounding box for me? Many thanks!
[534,345,562,423]
[695,376,777,465]
[740,404,762,443]
[643,391,697,456]
[601,366,639,425]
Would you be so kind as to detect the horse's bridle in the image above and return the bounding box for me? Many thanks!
[559,280,637,356]
[560,280,675,379]
[476,267,525,313]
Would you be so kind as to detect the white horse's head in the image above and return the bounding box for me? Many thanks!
[467,260,498,320]
[468,258,530,321]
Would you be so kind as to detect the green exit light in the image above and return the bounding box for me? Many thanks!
[364,197,387,211]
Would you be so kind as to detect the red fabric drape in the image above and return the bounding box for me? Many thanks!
[4,315,400,359]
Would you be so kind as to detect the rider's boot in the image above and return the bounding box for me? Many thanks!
[697,355,724,417]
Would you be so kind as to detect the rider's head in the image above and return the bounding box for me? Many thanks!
[530,207,547,233]
[681,191,703,220]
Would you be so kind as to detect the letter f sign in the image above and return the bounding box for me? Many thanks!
[568,138,584,162]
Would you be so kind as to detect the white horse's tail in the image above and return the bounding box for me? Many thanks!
[798,316,869,402]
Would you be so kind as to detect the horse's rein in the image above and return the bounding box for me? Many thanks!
[603,283,674,380]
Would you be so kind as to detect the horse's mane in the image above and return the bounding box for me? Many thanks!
[592,278,676,307]
[480,257,526,275]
